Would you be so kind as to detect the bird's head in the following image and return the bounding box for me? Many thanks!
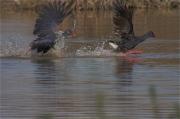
[62,29,76,38]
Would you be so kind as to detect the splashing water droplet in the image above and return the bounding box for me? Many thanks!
[1,34,31,58]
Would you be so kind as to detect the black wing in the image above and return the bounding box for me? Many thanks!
[31,0,75,53]
[113,0,135,37]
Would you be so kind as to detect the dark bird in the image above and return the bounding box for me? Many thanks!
[109,0,155,54]
[30,0,75,54]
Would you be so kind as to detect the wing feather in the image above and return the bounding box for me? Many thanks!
[113,0,135,36]
[31,0,75,53]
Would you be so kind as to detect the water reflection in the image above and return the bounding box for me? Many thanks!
[149,85,180,119]
[1,56,179,118]
[29,58,137,118]
[32,59,60,118]
[32,59,58,80]
[115,58,134,80]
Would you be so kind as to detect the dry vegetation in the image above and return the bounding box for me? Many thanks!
[1,0,180,11]
[74,0,180,10]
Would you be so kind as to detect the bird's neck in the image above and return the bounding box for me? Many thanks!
[132,31,154,46]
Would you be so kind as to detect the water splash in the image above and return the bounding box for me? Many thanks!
[0,34,118,58]
[0,34,31,58]
[75,41,117,57]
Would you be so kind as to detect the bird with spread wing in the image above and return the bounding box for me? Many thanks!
[109,0,155,55]
[30,0,75,54]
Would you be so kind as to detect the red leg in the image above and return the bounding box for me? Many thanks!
[117,50,144,63]
[127,50,143,55]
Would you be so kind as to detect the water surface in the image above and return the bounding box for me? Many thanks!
[0,9,180,119]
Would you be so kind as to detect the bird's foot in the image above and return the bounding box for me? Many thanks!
[117,50,143,57]
[117,50,143,63]
[126,50,143,55]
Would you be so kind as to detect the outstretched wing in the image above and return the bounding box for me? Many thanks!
[113,0,135,37]
[31,0,75,53]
